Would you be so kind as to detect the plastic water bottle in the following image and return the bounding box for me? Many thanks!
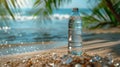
[68,8,82,56]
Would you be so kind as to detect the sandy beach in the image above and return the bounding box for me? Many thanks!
[0,28,120,67]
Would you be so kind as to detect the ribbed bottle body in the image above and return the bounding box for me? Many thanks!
[68,8,82,56]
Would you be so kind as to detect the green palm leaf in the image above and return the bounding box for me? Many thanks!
[82,0,120,29]
[33,0,71,23]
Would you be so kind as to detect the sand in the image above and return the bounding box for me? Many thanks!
[0,28,120,67]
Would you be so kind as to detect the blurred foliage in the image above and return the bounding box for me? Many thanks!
[0,0,17,27]
[0,0,70,23]
[3,0,120,29]
[82,0,120,29]
[33,0,71,23]
[0,0,19,20]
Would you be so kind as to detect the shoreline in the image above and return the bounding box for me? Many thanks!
[0,28,120,66]
[1,39,120,60]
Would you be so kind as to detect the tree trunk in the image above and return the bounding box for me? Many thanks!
[105,0,120,23]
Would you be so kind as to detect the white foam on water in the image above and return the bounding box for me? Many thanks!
[52,14,70,20]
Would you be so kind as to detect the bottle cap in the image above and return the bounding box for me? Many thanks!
[72,8,79,12]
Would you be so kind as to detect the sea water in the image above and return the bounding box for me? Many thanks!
[0,8,90,56]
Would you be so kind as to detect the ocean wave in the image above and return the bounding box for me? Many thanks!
[2,14,70,20]
[2,15,69,21]
[52,14,70,20]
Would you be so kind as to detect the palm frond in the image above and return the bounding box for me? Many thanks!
[33,0,71,23]
[82,0,120,29]
[2,0,15,19]
[113,0,120,14]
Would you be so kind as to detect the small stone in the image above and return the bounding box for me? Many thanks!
[107,53,113,60]
[105,53,114,65]
[114,63,120,67]
[75,64,82,67]
[99,60,103,63]
[108,59,114,65]
[22,59,26,63]
[94,55,101,61]
[36,60,39,63]
[61,55,73,64]
[49,63,55,67]
[89,59,95,63]
[4,64,7,66]
[52,53,57,60]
